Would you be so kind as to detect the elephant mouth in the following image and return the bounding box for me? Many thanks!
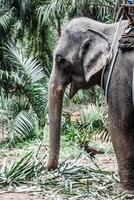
[69,80,89,99]
[69,82,79,99]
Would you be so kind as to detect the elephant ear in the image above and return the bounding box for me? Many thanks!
[85,53,111,82]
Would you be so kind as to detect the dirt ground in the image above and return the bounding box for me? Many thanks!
[0,193,48,200]
[77,154,117,171]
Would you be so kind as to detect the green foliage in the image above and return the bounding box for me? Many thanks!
[61,111,80,142]
[37,157,121,200]
[0,92,43,146]
[0,42,48,145]
[7,111,41,145]
[0,151,46,187]
[62,103,109,145]
[4,42,47,119]
[79,104,109,142]
[4,43,44,84]
[74,90,90,104]
[64,86,105,107]
[3,43,48,126]
[38,0,116,28]
[26,82,48,125]
[0,8,13,32]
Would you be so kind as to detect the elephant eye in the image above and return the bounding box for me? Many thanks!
[56,55,66,65]
[85,43,90,50]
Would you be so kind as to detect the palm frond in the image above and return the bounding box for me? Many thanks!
[0,151,46,186]
[37,0,70,26]
[37,0,117,27]
[4,43,44,84]
[7,97,30,117]
[7,111,39,145]
[0,8,13,32]
[79,104,110,142]
[27,82,48,126]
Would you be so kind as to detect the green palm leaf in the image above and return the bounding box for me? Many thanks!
[0,9,13,32]
[37,0,117,27]
[79,104,110,142]
[7,111,39,144]
[4,43,44,84]
[0,151,46,186]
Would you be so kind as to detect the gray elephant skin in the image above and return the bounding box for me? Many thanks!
[48,17,134,192]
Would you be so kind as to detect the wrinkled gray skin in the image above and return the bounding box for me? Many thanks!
[48,17,134,192]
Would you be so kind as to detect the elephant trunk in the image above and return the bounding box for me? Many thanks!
[47,70,65,170]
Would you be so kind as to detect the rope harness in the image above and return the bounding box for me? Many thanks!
[103,14,124,102]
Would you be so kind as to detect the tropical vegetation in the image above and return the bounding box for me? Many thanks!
[0,0,132,199]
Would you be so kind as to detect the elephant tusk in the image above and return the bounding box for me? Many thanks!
[69,82,79,99]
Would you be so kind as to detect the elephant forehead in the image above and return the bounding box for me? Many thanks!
[56,30,91,56]
[56,35,82,59]
[65,17,104,33]
[63,29,84,42]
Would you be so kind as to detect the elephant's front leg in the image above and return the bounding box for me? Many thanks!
[109,111,134,192]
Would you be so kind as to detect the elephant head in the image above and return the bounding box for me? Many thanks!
[47,17,127,170]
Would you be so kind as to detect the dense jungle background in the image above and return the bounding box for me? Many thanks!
[0,1,132,200]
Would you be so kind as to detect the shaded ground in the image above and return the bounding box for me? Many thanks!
[77,154,117,171]
[0,193,48,200]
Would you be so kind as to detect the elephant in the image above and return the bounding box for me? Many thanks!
[47,17,134,192]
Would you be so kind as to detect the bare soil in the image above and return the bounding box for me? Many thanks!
[77,154,117,171]
[0,192,48,200]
